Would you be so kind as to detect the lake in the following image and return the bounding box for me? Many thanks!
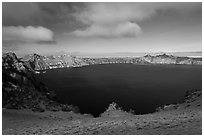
[36,64,202,117]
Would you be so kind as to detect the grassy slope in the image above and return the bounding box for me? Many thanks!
[2,91,202,135]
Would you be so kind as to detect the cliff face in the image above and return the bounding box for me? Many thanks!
[2,52,78,112]
[20,53,202,71]
[21,53,50,70]
[21,54,81,70]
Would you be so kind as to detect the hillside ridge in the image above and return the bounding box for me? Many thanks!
[9,52,202,72]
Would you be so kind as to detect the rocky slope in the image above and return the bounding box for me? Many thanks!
[19,53,202,71]
[2,90,202,135]
[2,52,79,112]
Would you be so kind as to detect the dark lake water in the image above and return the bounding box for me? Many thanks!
[36,64,202,117]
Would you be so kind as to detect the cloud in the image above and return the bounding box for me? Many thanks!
[3,3,41,26]
[3,2,201,39]
[3,26,54,43]
[75,3,155,25]
[71,3,152,38]
[70,2,201,38]
[2,2,86,32]
[72,22,142,38]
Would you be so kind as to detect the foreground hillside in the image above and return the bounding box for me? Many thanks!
[2,90,202,135]
[2,52,79,112]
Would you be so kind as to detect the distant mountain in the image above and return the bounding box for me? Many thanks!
[18,53,202,71]
[2,52,78,112]
[142,54,202,65]
[62,51,202,58]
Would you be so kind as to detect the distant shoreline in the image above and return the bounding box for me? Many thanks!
[8,51,202,58]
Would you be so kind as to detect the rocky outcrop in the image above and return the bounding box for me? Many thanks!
[142,54,202,65]
[2,52,79,112]
[21,53,85,71]
[21,53,49,70]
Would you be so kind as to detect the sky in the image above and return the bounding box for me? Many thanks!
[2,2,202,56]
